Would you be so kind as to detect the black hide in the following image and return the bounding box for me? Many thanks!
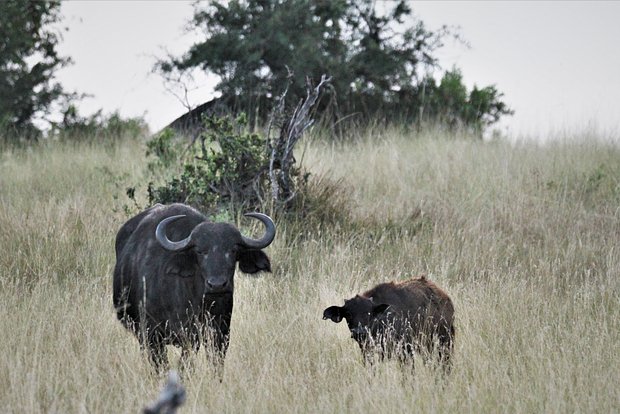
[113,203,273,369]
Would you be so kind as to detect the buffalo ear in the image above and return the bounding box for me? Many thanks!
[372,303,390,316]
[238,250,271,274]
[323,306,344,323]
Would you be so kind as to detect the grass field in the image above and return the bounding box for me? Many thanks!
[0,129,618,413]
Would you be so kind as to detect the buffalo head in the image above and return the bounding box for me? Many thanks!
[155,212,275,294]
[322,277,455,367]
[323,295,390,342]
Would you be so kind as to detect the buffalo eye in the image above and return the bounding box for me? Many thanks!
[192,246,208,255]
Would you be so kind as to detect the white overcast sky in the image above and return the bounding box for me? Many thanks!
[55,1,620,139]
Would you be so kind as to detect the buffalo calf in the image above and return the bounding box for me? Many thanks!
[323,276,455,366]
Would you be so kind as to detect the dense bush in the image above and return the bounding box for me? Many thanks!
[133,114,276,214]
[129,110,353,227]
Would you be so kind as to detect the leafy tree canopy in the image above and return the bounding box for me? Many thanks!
[157,0,512,132]
[0,0,72,139]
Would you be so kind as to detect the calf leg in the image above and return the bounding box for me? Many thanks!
[436,325,455,372]
[397,342,416,368]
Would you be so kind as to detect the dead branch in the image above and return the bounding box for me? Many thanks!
[267,67,294,202]
[268,74,332,204]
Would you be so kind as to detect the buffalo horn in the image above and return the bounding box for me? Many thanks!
[155,215,192,251]
[241,213,276,249]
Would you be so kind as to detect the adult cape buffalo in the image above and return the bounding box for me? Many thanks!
[113,203,276,369]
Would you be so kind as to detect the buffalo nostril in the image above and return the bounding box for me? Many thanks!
[207,279,229,290]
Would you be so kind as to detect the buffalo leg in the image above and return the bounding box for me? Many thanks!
[397,342,416,368]
[197,318,229,382]
[437,331,453,372]
[358,340,378,366]
[179,338,201,374]
[211,314,231,360]
[203,295,233,361]
[141,332,168,372]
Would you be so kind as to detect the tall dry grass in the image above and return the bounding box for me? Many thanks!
[0,129,618,413]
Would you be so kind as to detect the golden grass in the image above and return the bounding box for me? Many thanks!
[0,130,618,413]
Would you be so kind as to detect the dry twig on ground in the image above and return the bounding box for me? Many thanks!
[143,371,186,414]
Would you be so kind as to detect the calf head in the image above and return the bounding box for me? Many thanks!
[155,213,275,293]
[323,295,390,342]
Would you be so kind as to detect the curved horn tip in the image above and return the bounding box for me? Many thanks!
[244,212,270,219]
[241,212,276,249]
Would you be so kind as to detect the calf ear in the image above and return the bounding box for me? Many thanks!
[372,303,390,316]
[323,306,344,323]
[238,250,271,274]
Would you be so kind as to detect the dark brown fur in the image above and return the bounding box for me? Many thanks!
[323,276,455,366]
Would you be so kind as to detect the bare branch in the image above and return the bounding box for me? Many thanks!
[267,68,294,202]
[268,74,331,204]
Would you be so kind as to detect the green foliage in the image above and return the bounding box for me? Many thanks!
[156,0,511,131]
[146,127,182,170]
[141,114,271,211]
[0,0,71,139]
[417,69,513,133]
[200,113,268,190]
[51,104,148,142]
[132,112,347,221]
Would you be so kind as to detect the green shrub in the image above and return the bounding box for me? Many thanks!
[127,111,355,230]
[52,105,148,142]
[138,114,272,213]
